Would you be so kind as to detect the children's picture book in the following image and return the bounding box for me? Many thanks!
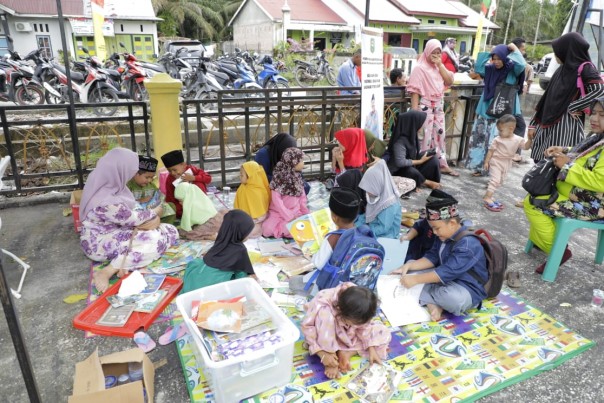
[141,274,166,293]
[106,293,144,308]
[257,238,289,256]
[286,208,336,255]
[134,289,168,313]
[270,288,308,308]
[376,275,430,326]
[253,263,288,289]
[196,298,244,333]
[345,364,402,403]
[96,304,135,327]
[268,255,314,277]
[172,168,193,187]
[147,240,209,274]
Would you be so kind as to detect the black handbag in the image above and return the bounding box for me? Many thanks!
[521,157,559,208]
[486,83,518,118]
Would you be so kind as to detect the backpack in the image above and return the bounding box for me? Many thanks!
[453,229,508,299]
[305,225,385,292]
[577,61,596,115]
[521,157,559,208]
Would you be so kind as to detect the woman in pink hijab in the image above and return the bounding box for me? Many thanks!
[406,39,458,176]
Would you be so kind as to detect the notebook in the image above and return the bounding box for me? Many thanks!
[377,238,409,274]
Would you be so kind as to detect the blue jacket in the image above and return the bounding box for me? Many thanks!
[423,226,488,306]
[337,59,361,95]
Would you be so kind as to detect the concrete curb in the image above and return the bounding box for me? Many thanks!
[0,191,71,209]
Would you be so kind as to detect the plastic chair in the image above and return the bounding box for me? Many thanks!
[0,155,15,191]
[0,217,31,298]
[525,217,604,282]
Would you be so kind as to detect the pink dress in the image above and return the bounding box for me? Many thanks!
[262,190,309,238]
[301,283,391,358]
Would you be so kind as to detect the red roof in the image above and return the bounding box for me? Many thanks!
[0,0,83,16]
[256,0,346,24]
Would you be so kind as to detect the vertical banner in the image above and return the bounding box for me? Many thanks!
[361,27,384,140]
[91,0,106,61]
[472,0,491,59]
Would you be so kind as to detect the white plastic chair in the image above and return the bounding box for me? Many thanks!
[0,155,15,191]
[0,217,30,299]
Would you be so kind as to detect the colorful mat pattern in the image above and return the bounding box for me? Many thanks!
[173,289,593,402]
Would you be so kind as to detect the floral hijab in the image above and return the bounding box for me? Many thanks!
[270,147,305,197]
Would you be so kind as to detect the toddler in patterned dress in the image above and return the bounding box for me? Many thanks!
[301,282,391,379]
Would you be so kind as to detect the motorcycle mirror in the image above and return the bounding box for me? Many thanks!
[6,35,13,43]
[82,47,89,54]
[235,47,241,53]
[152,53,158,59]
[119,42,126,48]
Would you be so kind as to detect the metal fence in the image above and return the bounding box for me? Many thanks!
[0,101,149,195]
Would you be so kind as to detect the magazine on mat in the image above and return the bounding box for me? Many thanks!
[146,240,209,274]
[286,208,336,255]
[345,363,402,403]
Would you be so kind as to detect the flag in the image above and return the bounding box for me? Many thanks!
[473,0,491,59]
[91,0,106,61]
[480,0,492,15]
[488,0,497,19]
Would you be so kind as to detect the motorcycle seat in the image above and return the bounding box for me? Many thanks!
[210,70,230,81]
[139,62,165,73]
[54,64,85,82]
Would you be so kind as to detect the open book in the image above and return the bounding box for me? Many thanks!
[286,208,336,255]
[376,275,430,326]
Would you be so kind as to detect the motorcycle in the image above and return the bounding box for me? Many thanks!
[255,55,289,91]
[457,55,475,74]
[43,48,119,116]
[294,51,336,87]
[1,50,45,105]
[232,54,263,92]
[118,50,149,101]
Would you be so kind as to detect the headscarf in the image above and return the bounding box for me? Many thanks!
[406,39,451,101]
[262,132,297,170]
[204,209,255,274]
[483,44,515,102]
[234,161,271,219]
[443,38,459,69]
[363,129,386,158]
[388,110,427,160]
[335,128,368,168]
[534,32,603,127]
[174,182,218,231]
[270,147,305,197]
[358,159,400,223]
[335,169,366,214]
[80,148,138,219]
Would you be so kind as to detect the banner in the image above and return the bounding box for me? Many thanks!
[360,27,384,140]
[91,0,106,61]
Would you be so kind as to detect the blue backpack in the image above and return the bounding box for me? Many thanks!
[305,225,385,291]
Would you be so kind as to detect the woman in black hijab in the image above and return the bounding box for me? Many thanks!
[387,110,441,190]
[254,133,297,180]
[529,32,604,162]
[181,209,255,292]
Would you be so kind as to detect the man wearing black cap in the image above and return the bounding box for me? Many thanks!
[311,187,361,270]
[392,190,488,321]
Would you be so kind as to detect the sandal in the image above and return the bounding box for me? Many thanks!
[158,322,187,345]
[442,169,460,177]
[133,331,156,353]
[483,201,503,212]
[471,171,483,177]
[506,271,521,288]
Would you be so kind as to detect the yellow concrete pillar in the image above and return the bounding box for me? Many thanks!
[146,73,182,169]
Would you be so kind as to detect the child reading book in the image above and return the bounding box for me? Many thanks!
[175,182,225,241]
[182,210,255,293]
[392,192,488,321]
[234,161,271,238]
[161,149,212,218]
[262,147,309,238]
[301,283,391,379]
[127,155,159,206]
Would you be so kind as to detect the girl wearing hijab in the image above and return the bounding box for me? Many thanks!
[254,132,297,180]
[406,39,458,176]
[175,182,225,241]
[79,148,178,293]
[465,43,526,174]
[262,147,309,238]
[529,32,604,162]
[181,210,255,292]
[357,159,402,239]
[332,128,368,173]
[388,110,441,190]
[234,161,271,238]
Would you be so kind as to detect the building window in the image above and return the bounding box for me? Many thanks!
[412,39,419,52]
[45,24,49,32]
[0,37,9,56]
[460,41,467,54]
[37,35,52,59]
[428,19,435,24]
[74,35,96,58]
[440,21,447,25]
[34,24,38,32]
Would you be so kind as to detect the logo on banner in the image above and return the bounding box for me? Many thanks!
[370,38,375,53]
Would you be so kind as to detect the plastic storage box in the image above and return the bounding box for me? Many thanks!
[175,278,300,403]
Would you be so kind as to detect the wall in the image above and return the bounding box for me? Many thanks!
[232,1,275,52]
[3,17,71,58]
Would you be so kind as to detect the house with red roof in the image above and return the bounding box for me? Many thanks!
[0,0,159,61]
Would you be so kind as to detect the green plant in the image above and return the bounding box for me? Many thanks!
[526,44,552,62]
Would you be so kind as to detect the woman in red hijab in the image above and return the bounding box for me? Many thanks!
[332,128,368,173]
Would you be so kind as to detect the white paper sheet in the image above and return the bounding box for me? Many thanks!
[117,270,147,298]
[253,263,287,289]
[377,275,430,326]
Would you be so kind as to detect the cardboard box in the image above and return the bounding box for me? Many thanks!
[70,190,83,233]
[69,348,154,403]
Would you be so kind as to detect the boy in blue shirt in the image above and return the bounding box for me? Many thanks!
[393,192,487,321]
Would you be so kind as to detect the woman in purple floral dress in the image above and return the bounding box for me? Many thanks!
[79,148,178,292]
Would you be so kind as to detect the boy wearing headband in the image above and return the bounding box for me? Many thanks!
[392,191,488,321]
[128,155,160,206]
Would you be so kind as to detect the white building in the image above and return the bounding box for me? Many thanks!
[0,0,159,61]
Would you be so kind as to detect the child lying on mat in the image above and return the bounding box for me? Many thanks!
[392,191,488,321]
[301,283,391,379]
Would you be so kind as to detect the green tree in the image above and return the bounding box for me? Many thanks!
[554,0,574,36]
[152,0,230,40]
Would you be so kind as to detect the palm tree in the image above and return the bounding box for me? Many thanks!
[152,0,228,40]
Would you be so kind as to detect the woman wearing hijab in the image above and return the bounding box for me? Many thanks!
[254,132,297,180]
[332,128,368,173]
[79,148,178,293]
[262,147,309,238]
[406,39,458,176]
[524,97,604,274]
[357,159,402,239]
[234,161,271,238]
[529,33,604,162]
[387,110,441,190]
[441,38,459,73]
[181,210,255,292]
[175,182,225,241]
[465,43,525,174]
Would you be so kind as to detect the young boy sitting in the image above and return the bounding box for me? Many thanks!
[160,149,212,218]
[392,191,488,321]
[311,187,361,269]
[128,155,160,208]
